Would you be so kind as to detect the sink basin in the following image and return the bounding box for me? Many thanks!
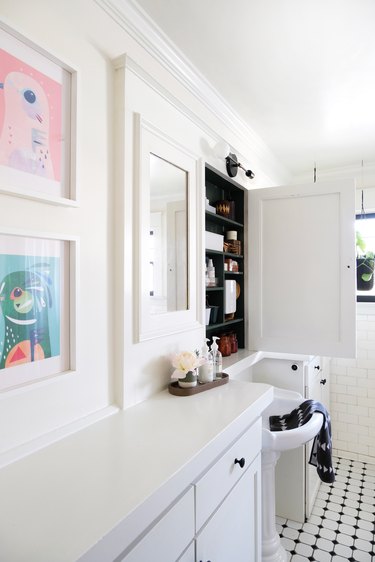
[262,387,324,452]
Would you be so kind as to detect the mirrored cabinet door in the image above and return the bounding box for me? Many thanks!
[149,153,188,315]
[135,115,201,341]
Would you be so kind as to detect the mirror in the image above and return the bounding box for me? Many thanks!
[149,154,188,314]
[136,115,200,342]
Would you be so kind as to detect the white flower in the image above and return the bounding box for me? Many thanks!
[170,351,206,379]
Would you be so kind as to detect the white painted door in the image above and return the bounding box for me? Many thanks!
[248,179,356,358]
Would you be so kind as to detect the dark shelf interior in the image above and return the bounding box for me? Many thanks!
[205,164,245,351]
[205,211,243,229]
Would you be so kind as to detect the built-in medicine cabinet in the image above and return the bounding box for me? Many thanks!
[136,115,200,341]
[205,168,356,359]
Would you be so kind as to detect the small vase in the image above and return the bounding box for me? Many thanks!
[178,370,197,388]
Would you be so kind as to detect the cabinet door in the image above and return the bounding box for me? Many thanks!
[305,357,330,518]
[249,179,356,358]
[196,454,261,562]
[121,488,194,562]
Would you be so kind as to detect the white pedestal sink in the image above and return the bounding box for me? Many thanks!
[261,388,324,562]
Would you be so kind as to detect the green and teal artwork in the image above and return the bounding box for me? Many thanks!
[0,254,60,371]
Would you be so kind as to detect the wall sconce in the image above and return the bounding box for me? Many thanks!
[226,153,255,179]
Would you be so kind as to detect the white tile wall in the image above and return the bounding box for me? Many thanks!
[330,303,375,464]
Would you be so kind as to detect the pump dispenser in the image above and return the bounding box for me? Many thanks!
[207,258,215,286]
[211,336,223,379]
[198,338,213,383]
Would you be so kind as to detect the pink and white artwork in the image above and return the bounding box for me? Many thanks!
[0,48,62,182]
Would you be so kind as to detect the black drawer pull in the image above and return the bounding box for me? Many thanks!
[314,365,321,370]
[234,457,245,468]
[320,378,327,385]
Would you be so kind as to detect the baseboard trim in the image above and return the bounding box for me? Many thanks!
[333,447,375,466]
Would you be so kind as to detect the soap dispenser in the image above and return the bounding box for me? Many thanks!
[198,338,213,383]
[211,336,223,379]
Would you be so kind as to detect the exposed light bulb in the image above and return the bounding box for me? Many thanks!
[213,139,231,159]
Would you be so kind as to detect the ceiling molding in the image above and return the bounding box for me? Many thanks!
[95,0,290,184]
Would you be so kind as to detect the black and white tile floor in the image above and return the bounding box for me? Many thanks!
[277,457,375,561]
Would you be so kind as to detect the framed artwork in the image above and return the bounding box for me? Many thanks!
[0,230,77,391]
[0,22,77,205]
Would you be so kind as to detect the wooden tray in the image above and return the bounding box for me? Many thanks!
[168,373,229,396]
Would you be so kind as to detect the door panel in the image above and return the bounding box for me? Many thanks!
[249,180,356,358]
[196,454,261,562]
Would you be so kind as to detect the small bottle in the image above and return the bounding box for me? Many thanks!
[218,334,231,357]
[207,258,215,286]
[230,332,238,353]
[198,338,214,383]
[211,336,223,379]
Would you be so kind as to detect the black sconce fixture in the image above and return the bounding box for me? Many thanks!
[226,152,255,180]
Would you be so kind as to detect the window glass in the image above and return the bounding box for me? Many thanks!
[356,213,375,301]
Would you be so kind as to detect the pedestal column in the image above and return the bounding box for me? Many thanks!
[261,449,287,562]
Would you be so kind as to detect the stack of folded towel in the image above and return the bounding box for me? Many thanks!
[269,400,335,483]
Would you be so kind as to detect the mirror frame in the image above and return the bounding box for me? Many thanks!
[135,115,201,341]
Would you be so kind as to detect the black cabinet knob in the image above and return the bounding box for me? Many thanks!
[314,365,321,370]
[291,364,298,371]
[320,378,327,385]
[234,457,245,468]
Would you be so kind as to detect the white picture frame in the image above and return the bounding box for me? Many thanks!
[0,21,77,206]
[0,228,78,392]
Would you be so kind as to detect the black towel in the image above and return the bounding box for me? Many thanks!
[269,400,335,483]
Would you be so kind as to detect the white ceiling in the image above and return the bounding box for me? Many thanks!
[134,0,375,177]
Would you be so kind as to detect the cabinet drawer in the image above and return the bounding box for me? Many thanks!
[121,487,194,562]
[195,417,261,531]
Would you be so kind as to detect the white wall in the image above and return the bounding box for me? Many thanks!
[0,0,288,459]
[331,303,375,464]
[0,0,122,457]
[330,187,375,464]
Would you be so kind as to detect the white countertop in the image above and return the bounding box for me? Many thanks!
[0,380,273,562]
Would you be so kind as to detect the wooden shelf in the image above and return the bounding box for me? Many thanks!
[205,249,243,259]
[205,211,243,229]
[206,318,244,331]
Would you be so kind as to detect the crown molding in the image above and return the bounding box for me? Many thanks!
[95,0,290,184]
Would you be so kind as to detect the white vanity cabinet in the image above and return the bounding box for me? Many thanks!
[0,382,272,562]
[306,356,330,409]
[196,453,261,562]
[195,419,262,562]
[305,356,330,518]
[120,488,195,562]
[122,418,263,562]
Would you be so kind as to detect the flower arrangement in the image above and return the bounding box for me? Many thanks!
[170,350,205,380]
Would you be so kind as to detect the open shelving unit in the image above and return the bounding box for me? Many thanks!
[205,163,245,349]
